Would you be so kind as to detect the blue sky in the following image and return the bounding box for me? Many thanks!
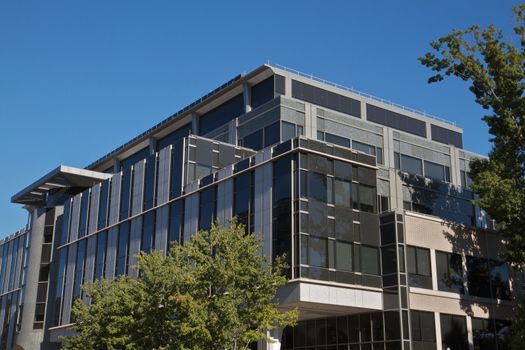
[0,0,520,236]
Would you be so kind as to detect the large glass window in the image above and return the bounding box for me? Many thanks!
[143,154,157,210]
[98,180,111,230]
[281,121,297,142]
[119,167,133,220]
[466,256,491,298]
[334,179,351,208]
[440,314,468,350]
[198,186,216,231]
[78,190,90,238]
[407,246,432,289]
[360,245,380,275]
[335,241,352,271]
[395,153,423,176]
[116,222,130,276]
[72,239,86,300]
[142,211,155,254]
[308,236,328,268]
[94,230,107,280]
[168,201,184,247]
[308,172,327,202]
[325,133,350,148]
[199,93,244,135]
[53,247,68,325]
[169,140,184,199]
[424,161,450,182]
[359,185,376,213]
[234,172,253,233]
[490,260,511,300]
[273,156,292,271]
[472,317,511,350]
[264,121,280,147]
[411,310,436,349]
[436,251,464,293]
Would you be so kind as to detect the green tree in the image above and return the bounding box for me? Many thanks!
[419,4,525,347]
[63,220,297,350]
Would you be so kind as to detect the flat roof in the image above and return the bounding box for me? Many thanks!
[12,165,112,206]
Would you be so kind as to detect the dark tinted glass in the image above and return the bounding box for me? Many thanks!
[157,123,191,150]
[243,129,263,150]
[489,260,511,300]
[53,247,68,325]
[78,190,90,238]
[309,172,327,202]
[431,124,463,148]
[251,76,274,109]
[275,75,286,95]
[142,211,155,254]
[361,246,379,275]
[309,236,328,268]
[199,94,245,135]
[273,156,292,272]
[264,121,280,147]
[400,154,423,176]
[467,256,491,298]
[168,200,184,247]
[424,161,446,181]
[72,240,86,300]
[198,186,216,231]
[282,121,296,142]
[119,167,133,220]
[436,251,463,293]
[143,154,157,210]
[366,104,426,137]
[440,314,468,350]
[325,133,350,148]
[170,140,184,199]
[94,231,107,280]
[116,222,130,276]
[98,180,110,230]
[335,241,352,271]
[292,80,361,117]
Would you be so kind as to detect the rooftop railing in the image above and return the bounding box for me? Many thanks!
[268,62,457,127]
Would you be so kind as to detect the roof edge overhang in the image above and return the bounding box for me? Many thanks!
[12,165,112,206]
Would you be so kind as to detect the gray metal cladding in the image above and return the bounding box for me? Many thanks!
[6,292,17,348]
[61,242,78,325]
[108,173,122,225]
[157,146,172,205]
[83,235,97,289]
[131,160,145,216]
[128,217,143,278]
[0,296,5,341]
[154,205,169,254]
[12,237,24,291]
[105,227,119,280]
[69,195,81,242]
[366,104,426,138]
[88,184,100,234]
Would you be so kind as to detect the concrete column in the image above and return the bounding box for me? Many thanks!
[425,122,432,141]
[435,312,443,350]
[17,207,46,350]
[148,137,157,155]
[430,248,438,290]
[360,100,367,120]
[191,112,199,135]
[466,315,474,350]
[243,82,251,113]
[112,158,121,173]
[450,146,461,187]
[284,76,292,98]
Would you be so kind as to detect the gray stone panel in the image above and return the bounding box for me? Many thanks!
[154,205,169,255]
[157,147,171,205]
[88,184,101,234]
[105,227,119,280]
[128,217,143,278]
[61,242,77,325]
[69,194,81,242]
[131,160,145,216]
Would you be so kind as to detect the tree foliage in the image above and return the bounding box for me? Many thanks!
[62,220,298,350]
[420,5,525,347]
[420,5,525,268]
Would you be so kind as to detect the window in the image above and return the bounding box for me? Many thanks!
[141,211,155,254]
[424,161,450,182]
[308,172,328,202]
[116,222,130,276]
[119,167,133,220]
[411,310,436,349]
[489,260,511,300]
[361,245,379,275]
[168,201,184,247]
[98,180,110,230]
[436,251,464,293]
[199,93,245,135]
[440,314,468,350]
[72,239,86,300]
[198,186,216,231]
[472,317,511,350]
[243,129,263,150]
[397,153,423,176]
[460,170,473,189]
[407,246,432,289]
[234,172,253,233]
[334,179,351,207]
[335,241,352,271]
[143,154,157,210]
[308,236,328,268]
[325,133,350,148]
[264,121,280,147]
[466,256,491,298]
[359,185,376,213]
[78,190,90,238]
[94,231,107,280]
[281,121,297,142]
[251,76,274,109]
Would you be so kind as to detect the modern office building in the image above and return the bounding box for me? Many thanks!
[1,64,518,350]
